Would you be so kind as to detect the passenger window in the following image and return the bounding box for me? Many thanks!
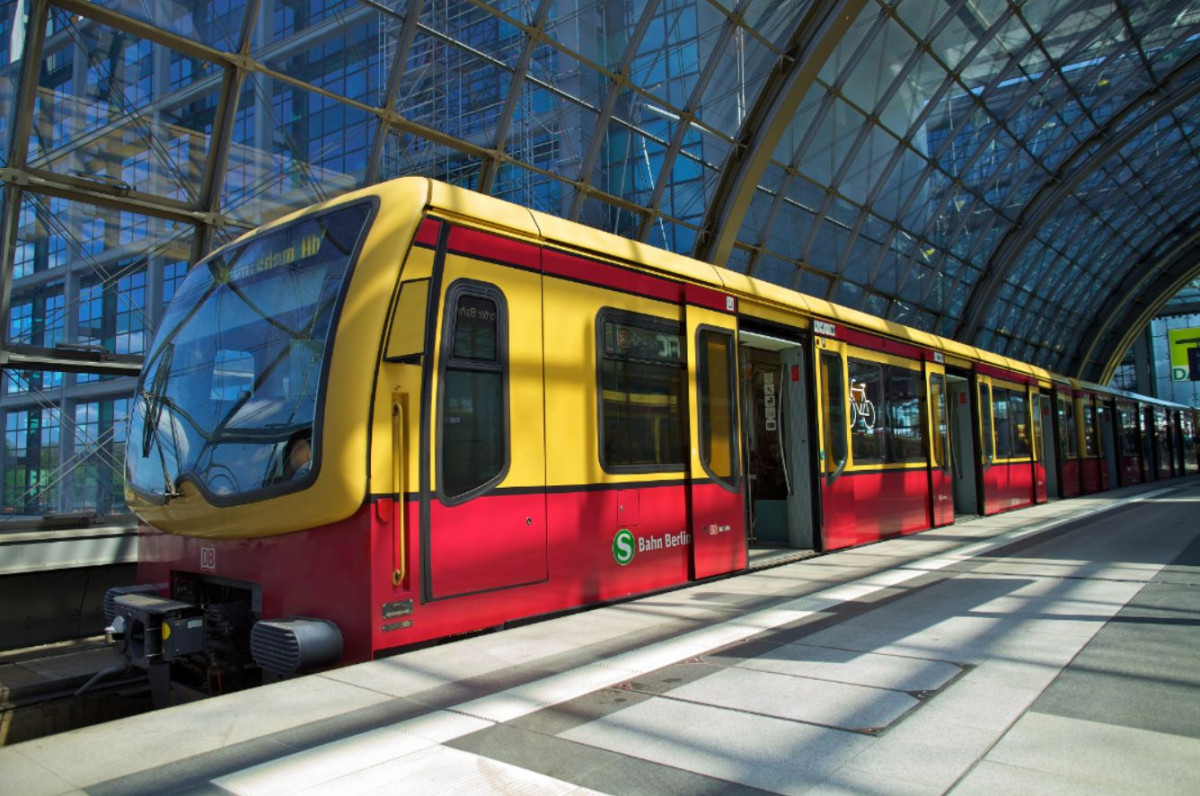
[1009,390,1030,457]
[438,282,507,502]
[698,329,738,486]
[992,387,1012,458]
[820,352,847,474]
[980,384,995,462]
[848,359,884,464]
[1083,401,1098,456]
[597,310,685,471]
[929,373,948,471]
[885,366,926,463]
[1059,396,1077,459]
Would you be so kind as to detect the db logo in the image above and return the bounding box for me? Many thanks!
[708,524,719,536]
[200,547,217,571]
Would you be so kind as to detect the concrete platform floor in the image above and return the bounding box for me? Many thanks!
[3,477,1198,795]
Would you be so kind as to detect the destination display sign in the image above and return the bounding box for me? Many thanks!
[228,228,326,282]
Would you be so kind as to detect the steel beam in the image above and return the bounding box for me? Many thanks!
[955,50,1200,345]
[694,0,866,267]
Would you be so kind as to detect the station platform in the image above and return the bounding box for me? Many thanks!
[3,477,1199,795]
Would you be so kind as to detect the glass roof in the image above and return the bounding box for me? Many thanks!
[1,0,1199,516]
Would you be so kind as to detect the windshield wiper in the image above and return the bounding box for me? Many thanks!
[140,343,182,500]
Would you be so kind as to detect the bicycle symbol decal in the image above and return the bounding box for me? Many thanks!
[849,381,876,431]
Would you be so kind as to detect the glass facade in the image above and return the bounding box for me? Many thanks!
[1,0,1199,517]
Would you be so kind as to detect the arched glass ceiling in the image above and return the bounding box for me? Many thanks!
[5,0,1198,372]
[1,0,1199,517]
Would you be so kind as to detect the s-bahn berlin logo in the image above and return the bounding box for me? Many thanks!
[613,529,635,566]
[612,528,693,566]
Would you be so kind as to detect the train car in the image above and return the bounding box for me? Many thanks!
[104,177,1194,703]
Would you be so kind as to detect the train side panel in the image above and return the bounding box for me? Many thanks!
[822,469,931,551]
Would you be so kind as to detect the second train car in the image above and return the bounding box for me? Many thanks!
[109,178,1198,700]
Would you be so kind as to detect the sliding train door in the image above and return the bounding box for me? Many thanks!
[686,296,745,579]
[947,370,979,516]
[1030,385,1048,503]
[927,359,954,526]
[739,327,815,550]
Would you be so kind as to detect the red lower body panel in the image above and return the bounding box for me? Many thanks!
[141,482,704,666]
[1081,458,1102,493]
[821,469,931,551]
[1034,463,1047,503]
[1061,459,1081,498]
[690,480,746,579]
[982,461,1034,515]
[138,515,376,666]
[931,469,954,526]
[1119,456,1143,486]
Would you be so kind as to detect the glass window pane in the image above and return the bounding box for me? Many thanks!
[598,312,685,470]
[848,358,884,464]
[993,387,1012,458]
[980,384,994,461]
[699,330,736,483]
[885,365,926,463]
[452,295,498,361]
[930,373,948,469]
[1010,390,1030,457]
[442,370,505,497]
[821,352,847,472]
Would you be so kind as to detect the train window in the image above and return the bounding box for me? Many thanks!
[596,309,685,472]
[1009,391,1030,457]
[929,373,948,471]
[698,328,738,487]
[1083,401,1098,456]
[1119,404,1139,456]
[820,352,847,474]
[884,366,925,463]
[848,359,885,464]
[1058,395,1077,459]
[992,387,1012,458]
[438,281,508,503]
[980,384,995,462]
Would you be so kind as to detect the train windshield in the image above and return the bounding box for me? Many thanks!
[126,203,372,503]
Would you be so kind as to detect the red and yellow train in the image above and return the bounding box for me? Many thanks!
[108,178,1199,700]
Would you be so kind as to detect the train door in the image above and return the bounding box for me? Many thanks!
[687,300,746,579]
[1039,393,1059,498]
[1143,406,1157,480]
[1100,402,1118,488]
[927,362,954,526]
[739,329,814,550]
[1031,387,1049,503]
[423,238,547,600]
[947,372,979,515]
